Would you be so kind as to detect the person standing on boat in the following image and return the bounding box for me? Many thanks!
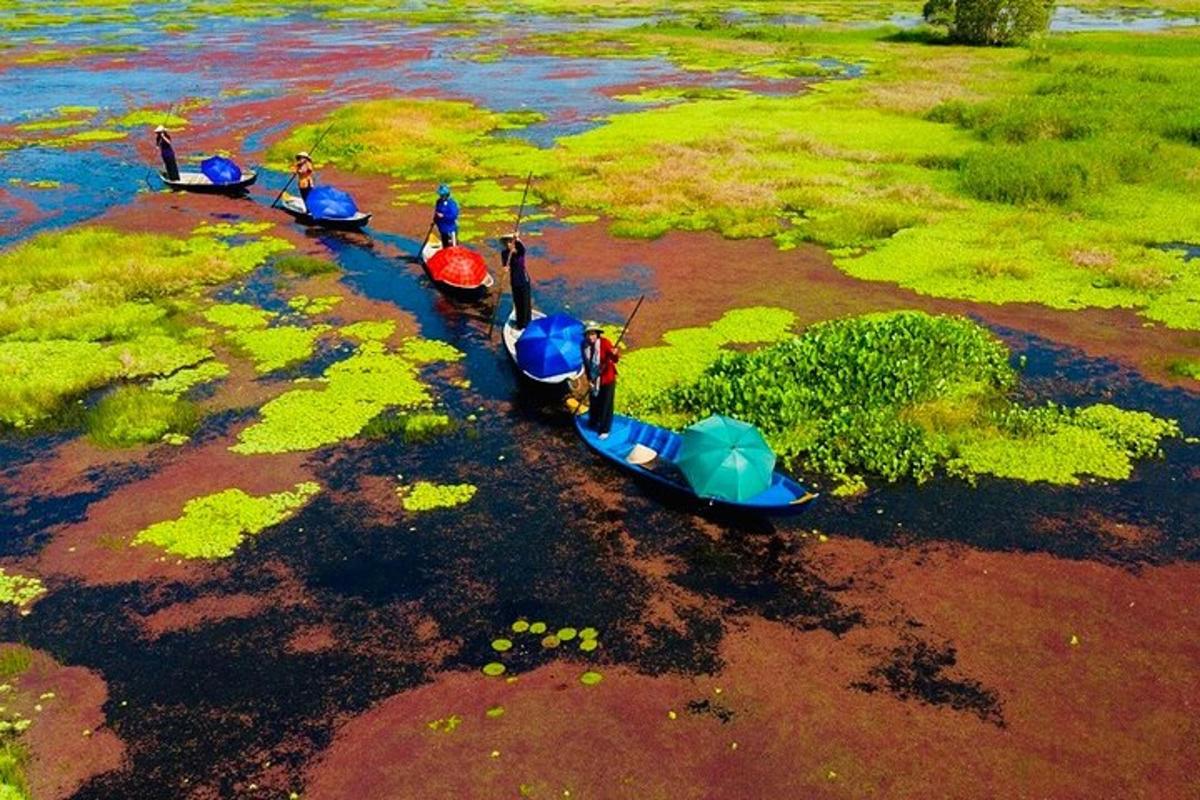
[501,233,532,330]
[154,125,179,181]
[582,325,619,439]
[434,184,459,248]
[294,152,315,203]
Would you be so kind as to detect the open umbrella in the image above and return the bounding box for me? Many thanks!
[200,155,243,185]
[305,185,359,220]
[515,313,584,379]
[677,415,776,502]
[427,246,488,289]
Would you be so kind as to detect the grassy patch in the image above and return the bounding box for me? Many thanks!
[644,310,1180,485]
[0,227,289,428]
[85,385,198,447]
[273,254,340,276]
[132,482,320,559]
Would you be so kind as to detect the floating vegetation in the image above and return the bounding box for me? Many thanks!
[227,325,328,373]
[651,311,1182,485]
[360,411,453,443]
[398,481,478,512]
[132,482,320,559]
[85,385,198,447]
[0,570,45,609]
[540,635,560,649]
[579,671,604,686]
[111,108,189,129]
[1169,359,1200,381]
[426,715,461,733]
[0,226,288,427]
[287,295,342,316]
[341,320,396,343]
[557,627,577,641]
[203,303,275,330]
[485,706,505,719]
[482,662,506,677]
[491,639,513,652]
[511,620,530,633]
[619,306,795,416]
[230,340,461,454]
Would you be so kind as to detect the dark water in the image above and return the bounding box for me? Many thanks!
[0,7,1198,798]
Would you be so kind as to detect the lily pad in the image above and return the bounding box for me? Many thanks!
[579,627,598,640]
[482,662,506,677]
[491,638,513,652]
[556,627,577,641]
[528,622,547,635]
[511,620,529,633]
[540,635,560,649]
[579,671,603,686]
[579,639,598,653]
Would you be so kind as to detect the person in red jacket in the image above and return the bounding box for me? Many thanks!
[582,325,619,438]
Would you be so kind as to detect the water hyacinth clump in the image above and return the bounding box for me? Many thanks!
[132,482,321,559]
[652,311,1180,485]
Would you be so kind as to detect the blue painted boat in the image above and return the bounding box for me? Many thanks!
[574,412,817,516]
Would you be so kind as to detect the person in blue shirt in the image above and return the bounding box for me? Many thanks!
[154,125,179,181]
[501,233,531,329]
[434,184,459,248]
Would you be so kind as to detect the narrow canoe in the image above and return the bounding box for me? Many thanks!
[574,412,818,516]
[278,194,372,231]
[161,170,257,194]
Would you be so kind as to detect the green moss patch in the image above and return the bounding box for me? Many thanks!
[273,254,340,276]
[85,386,198,447]
[341,320,396,342]
[230,339,461,454]
[647,310,1181,485]
[398,481,478,511]
[203,303,275,330]
[287,295,342,316]
[228,325,328,373]
[132,482,320,559]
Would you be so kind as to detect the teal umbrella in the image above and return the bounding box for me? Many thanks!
[677,415,776,502]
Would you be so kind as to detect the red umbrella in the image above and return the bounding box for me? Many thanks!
[426,246,490,289]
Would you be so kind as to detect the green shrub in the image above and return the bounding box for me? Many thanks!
[949,0,1054,45]
[85,385,198,447]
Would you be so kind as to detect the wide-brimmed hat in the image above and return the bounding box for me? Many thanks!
[295,151,310,159]
[585,324,604,334]
[154,125,167,133]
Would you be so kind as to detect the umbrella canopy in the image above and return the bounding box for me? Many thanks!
[515,313,584,379]
[427,246,488,289]
[677,415,776,502]
[305,185,359,220]
[200,155,243,185]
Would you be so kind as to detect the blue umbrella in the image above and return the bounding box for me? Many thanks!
[200,155,243,185]
[305,185,359,220]
[515,313,585,379]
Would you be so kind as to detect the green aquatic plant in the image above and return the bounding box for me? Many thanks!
[85,386,198,447]
[579,671,604,686]
[132,482,320,559]
[651,311,1181,485]
[0,739,31,800]
[0,226,289,426]
[227,325,328,373]
[203,303,275,330]
[111,108,189,128]
[231,339,461,454]
[398,481,478,512]
[287,295,342,316]
[619,307,796,416]
[267,98,544,181]
[0,647,32,680]
[1168,359,1200,381]
[360,410,453,443]
[341,320,396,342]
[0,570,45,609]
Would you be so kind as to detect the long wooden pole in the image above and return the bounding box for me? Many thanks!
[270,122,334,208]
[487,172,534,340]
[612,294,645,350]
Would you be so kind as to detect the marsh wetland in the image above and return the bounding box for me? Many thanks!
[0,1,1198,798]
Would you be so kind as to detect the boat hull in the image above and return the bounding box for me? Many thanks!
[419,233,495,297]
[161,170,257,194]
[278,195,372,230]
[502,310,586,385]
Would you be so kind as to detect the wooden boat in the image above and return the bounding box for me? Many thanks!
[161,170,257,194]
[419,231,494,298]
[278,194,372,231]
[574,412,818,516]
[502,309,587,385]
